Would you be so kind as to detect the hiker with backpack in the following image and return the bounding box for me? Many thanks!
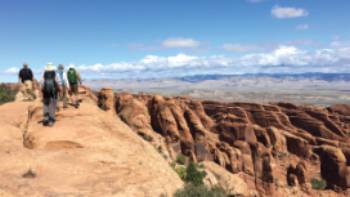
[67,66,82,108]
[18,63,36,101]
[57,64,69,109]
[42,63,60,126]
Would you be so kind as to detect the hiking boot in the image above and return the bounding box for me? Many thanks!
[43,119,50,126]
[49,117,56,122]
[48,121,55,127]
[43,115,50,126]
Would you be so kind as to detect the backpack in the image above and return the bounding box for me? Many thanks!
[43,71,57,98]
[67,68,78,84]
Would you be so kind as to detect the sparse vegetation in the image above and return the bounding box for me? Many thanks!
[185,162,206,186]
[172,162,206,185]
[0,86,16,105]
[174,165,186,180]
[172,161,228,197]
[276,152,289,159]
[311,178,327,190]
[176,154,187,165]
[174,184,227,197]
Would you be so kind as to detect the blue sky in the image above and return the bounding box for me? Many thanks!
[1,0,350,81]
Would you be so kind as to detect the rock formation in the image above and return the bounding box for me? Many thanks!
[1,84,350,196]
[107,92,350,196]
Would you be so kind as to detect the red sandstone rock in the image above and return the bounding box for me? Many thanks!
[103,91,350,196]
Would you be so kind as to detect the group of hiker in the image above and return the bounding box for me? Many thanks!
[18,63,82,126]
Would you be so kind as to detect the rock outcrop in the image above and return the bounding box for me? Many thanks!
[0,87,183,196]
[107,92,350,196]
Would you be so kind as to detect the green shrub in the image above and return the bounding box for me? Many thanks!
[0,87,16,105]
[311,178,327,190]
[171,161,176,169]
[174,165,187,180]
[176,154,187,165]
[185,162,206,186]
[174,184,227,197]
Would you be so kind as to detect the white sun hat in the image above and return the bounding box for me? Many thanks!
[45,62,55,71]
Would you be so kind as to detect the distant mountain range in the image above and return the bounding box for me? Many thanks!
[176,73,350,82]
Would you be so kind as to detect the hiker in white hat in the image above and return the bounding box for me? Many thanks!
[41,63,59,126]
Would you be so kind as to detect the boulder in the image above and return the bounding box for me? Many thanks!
[98,88,114,111]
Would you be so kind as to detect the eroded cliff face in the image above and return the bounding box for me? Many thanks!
[101,90,350,196]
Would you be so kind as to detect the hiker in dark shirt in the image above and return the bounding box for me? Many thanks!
[18,63,36,101]
[41,63,60,126]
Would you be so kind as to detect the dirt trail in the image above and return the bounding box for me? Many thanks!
[0,89,182,197]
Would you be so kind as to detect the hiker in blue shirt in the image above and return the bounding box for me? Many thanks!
[57,64,69,109]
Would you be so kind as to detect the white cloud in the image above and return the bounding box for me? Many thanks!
[241,45,350,68]
[162,38,200,48]
[296,24,309,30]
[77,53,230,74]
[6,44,348,79]
[240,46,309,66]
[5,67,19,74]
[222,43,261,52]
[73,44,350,78]
[271,6,308,19]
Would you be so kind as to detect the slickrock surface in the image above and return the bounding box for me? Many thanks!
[107,91,350,196]
[0,88,183,197]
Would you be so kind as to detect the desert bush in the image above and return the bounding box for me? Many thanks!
[174,165,187,180]
[174,184,227,197]
[311,178,327,190]
[0,86,16,105]
[185,162,206,186]
[176,154,187,165]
